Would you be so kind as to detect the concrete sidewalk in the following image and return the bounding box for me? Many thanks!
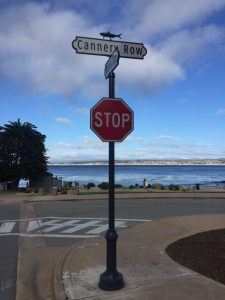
[52,214,225,300]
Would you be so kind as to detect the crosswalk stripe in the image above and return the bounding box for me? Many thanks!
[86,221,127,234]
[61,220,101,234]
[0,216,151,223]
[0,233,99,239]
[0,217,151,238]
[27,219,61,232]
[42,220,80,233]
[0,222,16,233]
[86,224,108,234]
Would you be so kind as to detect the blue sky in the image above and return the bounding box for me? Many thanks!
[1,0,225,162]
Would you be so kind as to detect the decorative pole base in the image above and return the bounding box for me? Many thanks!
[98,271,124,291]
[98,230,125,291]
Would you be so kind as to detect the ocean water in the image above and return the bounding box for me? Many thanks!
[47,165,225,187]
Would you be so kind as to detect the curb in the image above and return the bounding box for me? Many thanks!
[52,245,82,300]
[52,248,71,300]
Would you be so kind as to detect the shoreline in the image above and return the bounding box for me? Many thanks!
[48,160,225,167]
[44,163,225,189]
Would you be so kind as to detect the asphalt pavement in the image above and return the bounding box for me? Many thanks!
[0,191,225,299]
[0,204,19,300]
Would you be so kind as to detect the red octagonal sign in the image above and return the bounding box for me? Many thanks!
[90,97,134,142]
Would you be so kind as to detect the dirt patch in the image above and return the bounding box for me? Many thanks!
[166,228,225,285]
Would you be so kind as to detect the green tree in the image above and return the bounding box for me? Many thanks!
[86,182,95,189]
[98,182,109,190]
[0,119,48,189]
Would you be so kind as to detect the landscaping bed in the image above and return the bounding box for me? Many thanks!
[166,228,225,285]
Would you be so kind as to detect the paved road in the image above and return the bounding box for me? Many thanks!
[34,197,225,221]
[0,204,20,300]
[1,198,225,299]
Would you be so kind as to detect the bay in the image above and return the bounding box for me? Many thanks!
[47,165,225,187]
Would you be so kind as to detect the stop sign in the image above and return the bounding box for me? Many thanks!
[90,97,134,142]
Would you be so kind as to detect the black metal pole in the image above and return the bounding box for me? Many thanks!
[98,72,125,291]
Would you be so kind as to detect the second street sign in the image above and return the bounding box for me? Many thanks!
[104,48,120,79]
[72,36,147,59]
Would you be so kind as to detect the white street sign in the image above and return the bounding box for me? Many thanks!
[72,36,147,59]
[104,48,120,79]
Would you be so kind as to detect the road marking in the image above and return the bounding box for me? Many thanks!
[0,222,16,233]
[0,233,99,239]
[38,220,80,233]
[41,220,80,233]
[86,221,127,234]
[0,217,151,239]
[61,220,102,234]
[0,279,15,291]
[0,216,151,223]
[27,219,60,232]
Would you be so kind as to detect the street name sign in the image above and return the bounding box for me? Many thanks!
[104,48,120,79]
[90,98,134,142]
[72,36,147,59]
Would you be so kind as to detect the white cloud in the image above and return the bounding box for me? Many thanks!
[217,108,225,115]
[48,151,108,162]
[124,0,225,39]
[48,134,222,161]
[0,1,225,98]
[0,2,106,97]
[56,136,107,150]
[118,46,184,92]
[49,136,108,161]
[55,117,73,125]
[122,142,220,160]
[157,25,225,64]
[125,136,145,142]
[156,135,177,140]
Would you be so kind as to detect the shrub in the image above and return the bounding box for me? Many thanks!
[98,182,109,190]
[87,182,95,189]
[60,188,68,194]
[168,184,179,191]
[152,183,164,190]
[115,184,123,188]
[180,186,190,192]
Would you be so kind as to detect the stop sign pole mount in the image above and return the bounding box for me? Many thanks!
[72,33,146,292]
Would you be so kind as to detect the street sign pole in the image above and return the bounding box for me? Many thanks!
[73,33,144,292]
[98,72,125,291]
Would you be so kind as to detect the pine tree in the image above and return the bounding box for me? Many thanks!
[0,119,48,189]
